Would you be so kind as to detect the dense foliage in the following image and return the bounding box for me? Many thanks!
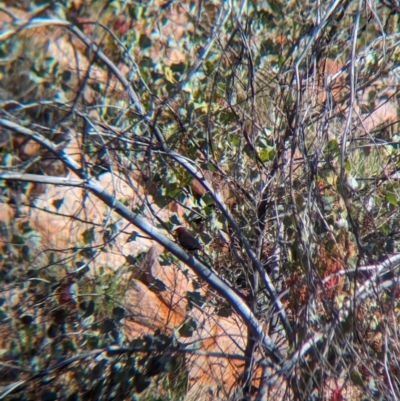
[1,0,400,399]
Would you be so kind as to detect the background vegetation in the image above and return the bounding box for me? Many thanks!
[0,0,400,399]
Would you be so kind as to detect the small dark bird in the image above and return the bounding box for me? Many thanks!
[174,226,203,252]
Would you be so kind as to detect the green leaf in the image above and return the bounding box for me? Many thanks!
[149,278,167,292]
[19,221,33,234]
[217,305,233,317]
[91,359,107,378]
[81,300,95,318]
[127,231,139,243]
[387,192,398,207]
[61,70,72,82]
[139,34,152,49]
[259,148,273,162]
[52,308,68,325]
[21,244,31,261]
[207,163,217,173]
[170,62,186,75]
[201,193,214,206]
[367,89,377,103]
[349,370,364,386]
[321,195,335,212]
[133,373,151,393]
[102,229,113,244]
[165,182,181,199]
[11,234,24,245]
[47,323,59,339]
[52,198,64,210]
[101,318,116,334]
[20,315,34,325]
[154,333,172,351]
[82,228,95,244]
[0,309,8,322]
[259,149,269,162]
[120,197,129,206]
[125,254,138,264]
[187,291,205,308]
[130,338,145,350]
[178,318,197,338]
[231,135,240,147]
[381,222,390,235]
[169,214,181,226]
[112,307,125,320]
[295,194,305,210]
[42,390,58,401]
[328,139,339,152]
[219,111,236,124]
[80,248,96,259]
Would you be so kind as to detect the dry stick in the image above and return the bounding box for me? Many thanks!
[339,0,364,252]
[0,118,283,367]
[321,253,400,287]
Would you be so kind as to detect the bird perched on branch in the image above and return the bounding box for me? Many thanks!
[174,226,203,252]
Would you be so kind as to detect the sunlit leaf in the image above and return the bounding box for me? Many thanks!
[178,318,197,337]
[387,192,398,207]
